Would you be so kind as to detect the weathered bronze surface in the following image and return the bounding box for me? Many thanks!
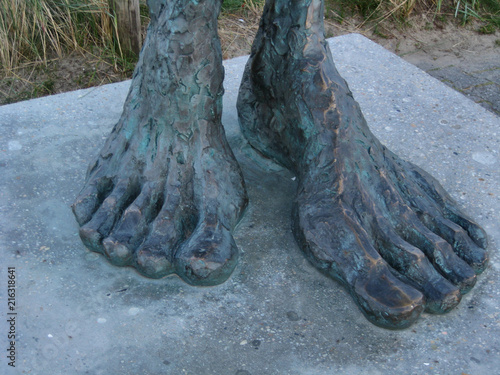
[72,0,248,286]
[73,0,488,329]
[237,0,488,328]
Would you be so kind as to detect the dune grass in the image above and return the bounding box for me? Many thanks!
[1,0,497,71]
[0,0,118,72]
[325,0,499,25]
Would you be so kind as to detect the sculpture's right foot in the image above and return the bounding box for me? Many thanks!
[237,0,488,328]
[73,0,247,286]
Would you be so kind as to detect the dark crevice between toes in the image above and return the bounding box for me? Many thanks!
[132,183,167,249]
[97,177,115,204]
[180,206,199,240]
[146,187,166,225]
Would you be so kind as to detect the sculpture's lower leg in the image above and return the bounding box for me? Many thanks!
[73,0,247,285]
[237,0,488,328]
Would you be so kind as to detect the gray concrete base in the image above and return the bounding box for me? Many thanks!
[1,34,499,375]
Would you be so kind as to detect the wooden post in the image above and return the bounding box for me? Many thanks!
[109,0,142,57]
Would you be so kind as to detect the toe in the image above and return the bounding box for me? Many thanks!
[420,277,461,314]
[406,162,488,249]
[175,216,239,286]
[102,205,142,265]
[349,181,461,314]
[420,214,488,273]
[295,198,424,329]
[79,178,140,253]
[402,222,477,294]
[399,184,489,274]
[102,238,133,265]
[446,211,488,250]
[79,225,105,254]
[133,189,187,278]
[72,177,113,226]
[102,182,165,265]
[353,264,425,329]
[134,219,178,278]
[373,221,461,314]
[135,246,175,279]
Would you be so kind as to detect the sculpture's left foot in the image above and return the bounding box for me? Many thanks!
[237,0,488,328]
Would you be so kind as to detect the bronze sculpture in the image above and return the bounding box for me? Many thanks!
[73,0,488,329]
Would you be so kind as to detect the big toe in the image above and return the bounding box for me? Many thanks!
[353,265,425,329]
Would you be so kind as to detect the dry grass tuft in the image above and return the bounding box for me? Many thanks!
[218,0,264,59]
[1,0,498,105]
[0,0,114,73]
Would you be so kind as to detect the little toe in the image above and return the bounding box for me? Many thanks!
[72,177,113,226]
[420,277,461,314]
[79,178,140,253]
[406,163,488,249]
[175,216,239,286]
[444,208,489,250]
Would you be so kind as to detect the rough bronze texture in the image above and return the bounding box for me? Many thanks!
[237,0,488,328]
[72,0,248,286]
[72,0,488,329]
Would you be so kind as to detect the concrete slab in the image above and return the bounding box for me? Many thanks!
[1,34,499,375]
[407,56,500,116]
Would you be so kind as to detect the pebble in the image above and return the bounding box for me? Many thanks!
[85,253,99,261]
[286,311,300,321]
[472,151,496,165]
[128,307,141,316]
[8,140,22,151]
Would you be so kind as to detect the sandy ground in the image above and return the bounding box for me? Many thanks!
[327,19,500,114]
